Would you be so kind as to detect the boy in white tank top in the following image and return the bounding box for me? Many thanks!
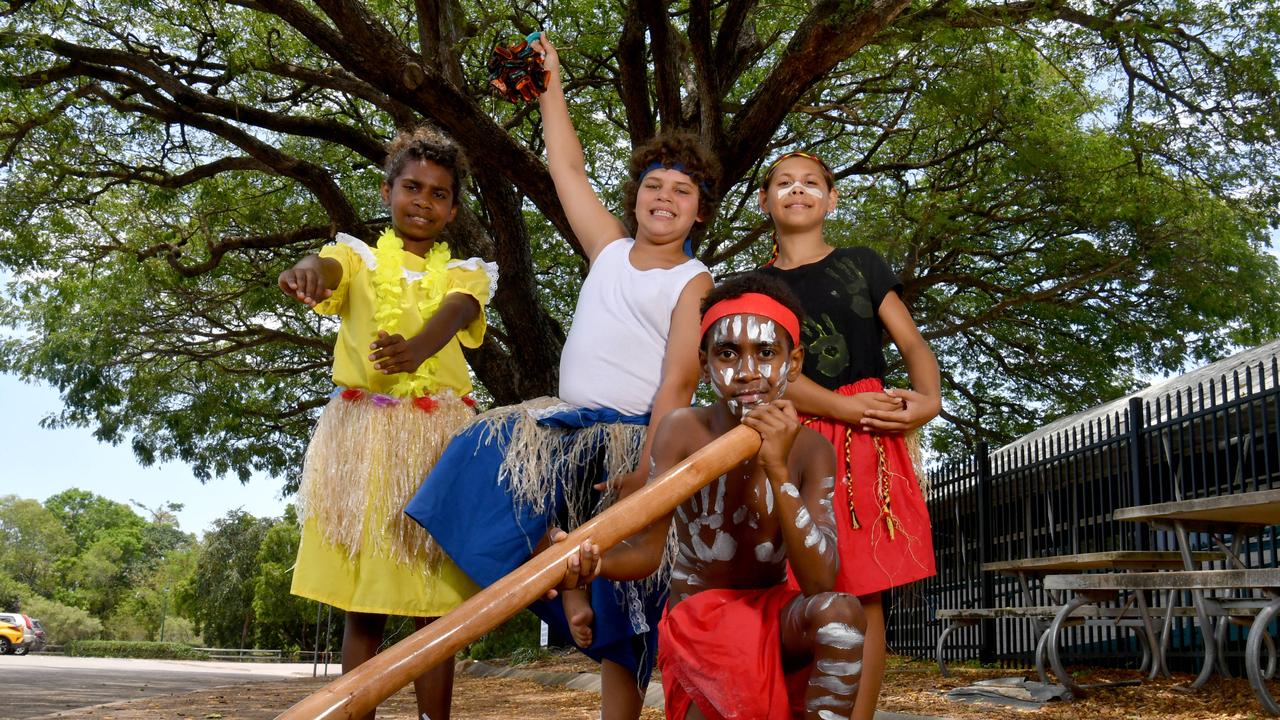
[406,32,715,720]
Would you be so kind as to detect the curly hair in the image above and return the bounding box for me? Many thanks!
[621,132,721,248]
[700,272,805,350]
[382,125,469,205]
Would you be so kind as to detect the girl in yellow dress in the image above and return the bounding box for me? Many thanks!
[278,126,496,720]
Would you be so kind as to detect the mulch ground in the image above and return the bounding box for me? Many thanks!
[34,651,1272,719]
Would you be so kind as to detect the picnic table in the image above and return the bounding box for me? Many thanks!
[1043,487,1280,713]
[934,551,1214,680]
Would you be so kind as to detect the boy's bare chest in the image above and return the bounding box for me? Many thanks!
[675,470,784,568]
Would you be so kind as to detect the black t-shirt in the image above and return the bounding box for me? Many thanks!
[759,246,903,389]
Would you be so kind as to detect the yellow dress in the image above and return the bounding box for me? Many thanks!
[290,234,497,616]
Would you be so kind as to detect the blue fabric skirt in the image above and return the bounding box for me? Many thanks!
[404,407,667,685]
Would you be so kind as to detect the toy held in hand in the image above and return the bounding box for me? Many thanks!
[488,31,550,103]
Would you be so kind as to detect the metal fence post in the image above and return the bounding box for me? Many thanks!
[976,441,996,664]
[1127,397,1149,551]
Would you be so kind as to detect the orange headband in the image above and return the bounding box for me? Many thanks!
[699,293,801,347]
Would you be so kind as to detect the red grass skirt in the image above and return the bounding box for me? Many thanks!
[795,378,936,597]
[657,585,808,720]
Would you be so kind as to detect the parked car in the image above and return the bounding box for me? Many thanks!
[29,619,46,652]
[0,613,33,655]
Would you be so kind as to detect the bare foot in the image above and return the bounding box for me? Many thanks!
[562,587,594,647]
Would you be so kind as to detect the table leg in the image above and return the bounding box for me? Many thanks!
[1246,595,1280,716]
[935,619,976,678]
[1133,590,1165,680]
[1175,521,1219,690]
[1045,590,1141,697]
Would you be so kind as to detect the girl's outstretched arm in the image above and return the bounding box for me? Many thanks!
[535,34,627,264]
[278,255,342,307]
[861,291,941,432]
[369,293,480,374]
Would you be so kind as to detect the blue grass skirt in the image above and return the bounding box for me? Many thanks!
[404,401,667,685]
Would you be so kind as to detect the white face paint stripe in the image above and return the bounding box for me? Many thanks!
[775,180,826,200]
[733,506,748,525]
[780,483,800,498]
[816,623,865,650]
[819,709,850,720]
[759,320,777,344]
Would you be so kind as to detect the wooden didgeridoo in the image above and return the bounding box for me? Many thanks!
[276,423,761,720]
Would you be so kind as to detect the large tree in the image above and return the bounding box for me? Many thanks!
[2,0,1278,484]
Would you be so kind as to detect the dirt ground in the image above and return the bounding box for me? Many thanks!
[34,652,1273,719]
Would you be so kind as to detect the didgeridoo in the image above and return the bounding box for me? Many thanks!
[276,423,762,719]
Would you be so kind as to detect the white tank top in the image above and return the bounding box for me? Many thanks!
[558,238,709,415]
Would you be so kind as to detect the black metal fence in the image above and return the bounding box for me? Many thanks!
[888,353,1280,669]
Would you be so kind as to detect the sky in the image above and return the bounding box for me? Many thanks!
[0,372,288,537]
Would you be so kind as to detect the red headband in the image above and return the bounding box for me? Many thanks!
[699,293,801,347]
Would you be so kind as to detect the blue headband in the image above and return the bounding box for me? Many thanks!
[639,162,707,258]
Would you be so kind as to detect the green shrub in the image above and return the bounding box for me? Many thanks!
[464,610,541,661]
[20,595,103,644]
[63,640,210,660]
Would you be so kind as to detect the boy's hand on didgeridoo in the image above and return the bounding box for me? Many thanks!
[543,528,602,600]
[369,330,429,374]
[278,265,331,307]
[742,400,801,477]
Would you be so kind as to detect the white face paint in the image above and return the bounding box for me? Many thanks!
[733,506,748,525]
[775,180,826,200]
[780,482,801,498]
[706,315,792,418]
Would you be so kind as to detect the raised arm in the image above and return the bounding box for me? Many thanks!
[534,34,627,264]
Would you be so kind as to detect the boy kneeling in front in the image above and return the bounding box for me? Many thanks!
[558,273,867,719]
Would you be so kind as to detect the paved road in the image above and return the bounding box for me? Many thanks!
[0,654,333,719]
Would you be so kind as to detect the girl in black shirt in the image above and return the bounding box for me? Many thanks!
[757,151,940,720]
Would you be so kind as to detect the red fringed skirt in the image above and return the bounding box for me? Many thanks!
[795,378,936,597]
[657,585,808,720]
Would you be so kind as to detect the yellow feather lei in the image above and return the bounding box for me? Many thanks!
[371,227,451,398]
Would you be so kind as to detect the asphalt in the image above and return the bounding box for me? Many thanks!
[7,654,952,720]
[3,654,324,719]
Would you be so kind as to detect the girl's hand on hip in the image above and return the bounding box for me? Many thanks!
[861,387,940,433]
